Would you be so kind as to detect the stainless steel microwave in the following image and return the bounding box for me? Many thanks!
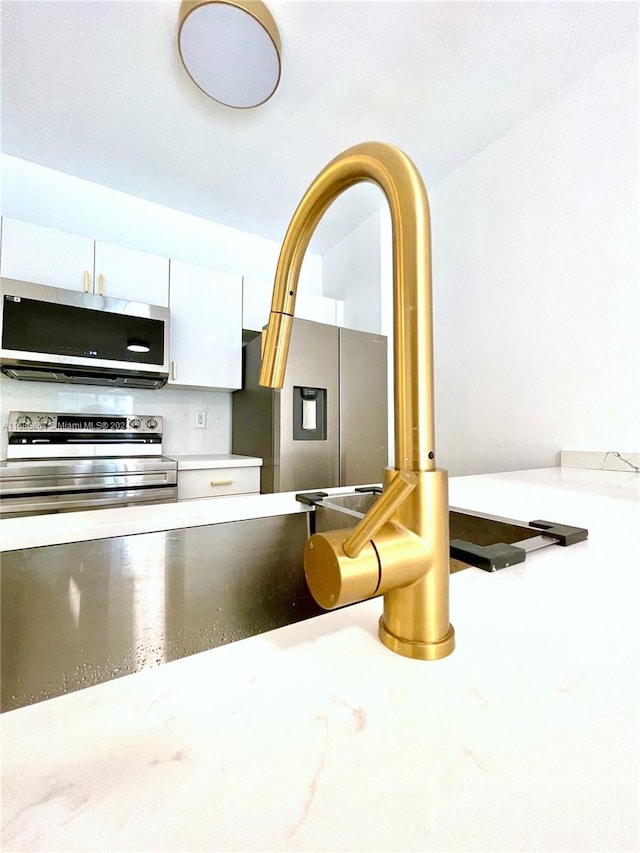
[0,278,170,388]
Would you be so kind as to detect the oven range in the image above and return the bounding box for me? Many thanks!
[0,411,177,517]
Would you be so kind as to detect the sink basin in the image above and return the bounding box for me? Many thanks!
[1,513,323,712]
[312,489,587,573]
[1,492,586,711]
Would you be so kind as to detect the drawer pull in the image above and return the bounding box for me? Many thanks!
[211,479,233,487]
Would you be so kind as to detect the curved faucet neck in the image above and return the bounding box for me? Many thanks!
[260,141,436,472]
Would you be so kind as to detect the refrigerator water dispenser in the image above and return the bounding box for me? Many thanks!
[293,387,327,440]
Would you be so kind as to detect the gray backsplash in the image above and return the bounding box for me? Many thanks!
[0,375,232,458]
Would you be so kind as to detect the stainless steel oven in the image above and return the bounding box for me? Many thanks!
[0,411,177,517]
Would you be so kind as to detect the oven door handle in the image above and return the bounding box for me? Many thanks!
[29,438,155,444]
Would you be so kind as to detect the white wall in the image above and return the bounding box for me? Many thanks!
[0,157,323,457]
[321,43,638,478]
[323,208,382,333]
[430,43,639,475]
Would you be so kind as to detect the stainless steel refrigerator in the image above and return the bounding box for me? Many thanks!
[232,319,388,493]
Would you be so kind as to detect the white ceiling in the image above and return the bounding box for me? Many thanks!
[1,1,636,253]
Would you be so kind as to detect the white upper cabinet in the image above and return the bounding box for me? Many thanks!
[0,218,94,292]
[0,218,169,306]
[242,275,342,331]
[169,259,242,390]
[297,291,341,325]
[93,241,169,306]
[242,276,273,332]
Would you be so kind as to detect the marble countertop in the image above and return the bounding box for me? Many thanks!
[167,453,263,470]
[2,468,639,851]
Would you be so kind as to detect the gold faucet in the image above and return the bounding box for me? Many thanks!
[259,141,454,660]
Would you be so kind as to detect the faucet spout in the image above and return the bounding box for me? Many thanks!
[259,141,435,473]
[260,141,454,660]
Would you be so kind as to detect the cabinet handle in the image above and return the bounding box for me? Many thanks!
[171,361,177,381]
[97,273,104,296]
[83,271,90,293]
[210,479,233,487]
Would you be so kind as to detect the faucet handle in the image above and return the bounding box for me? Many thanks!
[304,468,419,610]
[342,469,417,558]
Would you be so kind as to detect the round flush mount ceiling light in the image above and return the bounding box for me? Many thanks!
[178,0,282,109]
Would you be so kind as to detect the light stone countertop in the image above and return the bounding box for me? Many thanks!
[167,453,263,470]
[0,482,375,552]
[1,467,639,851]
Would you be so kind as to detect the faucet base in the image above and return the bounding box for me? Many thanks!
[378,617,455,661]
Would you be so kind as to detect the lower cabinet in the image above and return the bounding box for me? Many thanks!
[169,260,242,389]
[177,466,261,501]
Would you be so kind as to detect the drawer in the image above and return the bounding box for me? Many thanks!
[177,466,260,500]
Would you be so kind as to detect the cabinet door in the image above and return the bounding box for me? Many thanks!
[0,218,94,292]
[242,277,340,329]
[296,292,338,325]
[169,260,242,389]
[94,241,169,306]
[242,276,272,332]
[177,466,260,500]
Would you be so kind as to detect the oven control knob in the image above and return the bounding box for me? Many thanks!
[146,417,158,430]
[129,418,142,429]
[38,416,54,429]
[16,415,33,430]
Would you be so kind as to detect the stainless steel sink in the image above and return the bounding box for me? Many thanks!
[1,513,322,712]
[312,489,587,573]
[1,493,586,711]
